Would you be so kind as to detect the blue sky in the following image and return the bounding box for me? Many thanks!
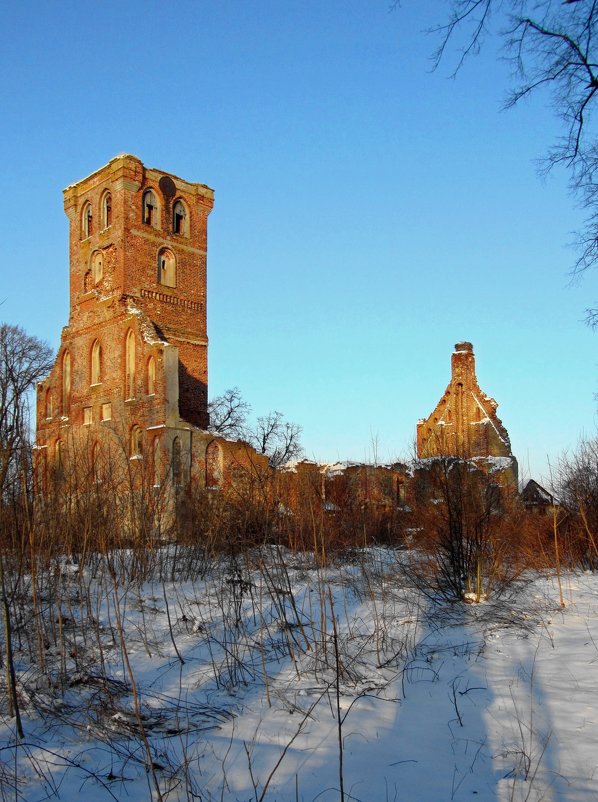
[1,0,596,482]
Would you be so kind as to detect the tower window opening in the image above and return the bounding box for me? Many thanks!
[91,339,102,385]
[143,189,158,227]
[173,199,187,236]
[91,251,103,284]
[81,202,93,239]
[158,248,176,287]
[125,329,136,399]
[101,191,112,229]
[62,351,71,416]
[147,355,156,395]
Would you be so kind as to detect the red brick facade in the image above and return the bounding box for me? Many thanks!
[416,342,517,486]
[35,155,269,494]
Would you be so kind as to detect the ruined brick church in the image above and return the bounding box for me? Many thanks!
[35,155,517,502]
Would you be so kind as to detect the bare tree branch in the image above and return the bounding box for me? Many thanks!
[409,0,598,321]
[249,411,303,468]
[0,323,53,498]
[208,386,250,438]
[208,388,303,467]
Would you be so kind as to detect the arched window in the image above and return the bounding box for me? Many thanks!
[54,440,63,477]
[91,251,103,284]
[39,449,48,494]
[81,202,93,239]
[172,437,182,486]
[158,248,176,288]
[125,329,135,399]
[206,440,223,489]
[142,189,159,227]
[101,191,112,229]
[62,351,71,415]
[172,199,188,236]
[130,425,143,458]
[91,442,100,483]
[147,356,156,395]
[45,388,53,419]
[153,437,161,487]
[91,339,101,385]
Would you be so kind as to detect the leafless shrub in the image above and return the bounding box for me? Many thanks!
[408,458,527,602]
[556,435,598,570]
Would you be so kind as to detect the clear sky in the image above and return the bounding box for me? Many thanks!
[1,1,596,483]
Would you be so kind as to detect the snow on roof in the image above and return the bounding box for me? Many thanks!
[535,485,554,503]
[523,480,557,504]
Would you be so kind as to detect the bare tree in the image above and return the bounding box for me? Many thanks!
[208,386,251,438]
[557,434,598,568]
[209,388,303,468]
[250,412,303,468]
[0,322,53,737]
[403,0,598,323]
[0,323,53,497]
[411,456,521,600]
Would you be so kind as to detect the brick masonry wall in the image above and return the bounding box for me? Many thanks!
[37,155,214,482]
[417,343,514,461]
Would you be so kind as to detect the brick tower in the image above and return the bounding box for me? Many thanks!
[36,155,217,484]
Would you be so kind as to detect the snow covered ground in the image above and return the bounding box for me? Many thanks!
[2,548,598,801]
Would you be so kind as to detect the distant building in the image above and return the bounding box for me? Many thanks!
[520,479,558,515]
[416,342,517,487]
